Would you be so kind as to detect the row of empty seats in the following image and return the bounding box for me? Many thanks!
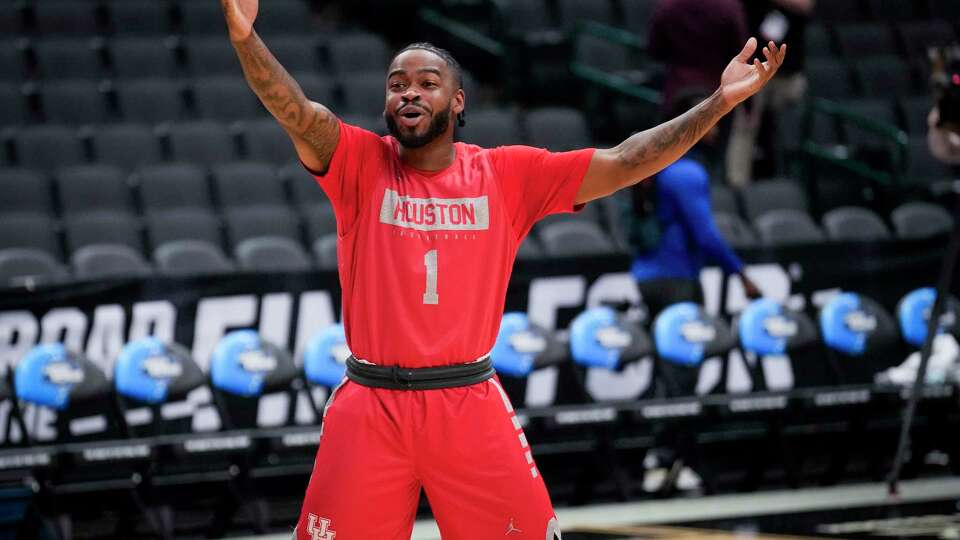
[0,33,393,83]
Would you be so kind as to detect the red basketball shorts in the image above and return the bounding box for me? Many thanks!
[294,376,561,539]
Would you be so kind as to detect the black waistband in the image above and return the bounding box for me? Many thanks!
[345,356,495,390]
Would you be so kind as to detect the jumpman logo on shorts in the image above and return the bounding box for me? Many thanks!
[505,518,522,535]
[306,514,336,540]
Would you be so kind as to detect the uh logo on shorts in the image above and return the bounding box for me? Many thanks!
[305,514,336,540]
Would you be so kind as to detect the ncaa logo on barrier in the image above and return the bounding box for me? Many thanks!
[843,311,877,333]
[44,361,84,385]
[763,316,798,338]
[680,321,715,343]
[306,513,336,539]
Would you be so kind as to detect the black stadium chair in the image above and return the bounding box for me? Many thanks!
[167,120,238,165]
[115,78,186,123]
[312,233,338,270]
[0,213,62,259]
[0,40,26,82]
[137,162,214,212]
[33,38,103,80]
[539,221,618,257]
[293,72,339,110]
[55,164,134,216]
[0,248,69,288]
[517,236,544,260]
[0,169,54,215]
[710,184,739,216]
[154,239,235,276]
[834,23,898,59]
[254,0,313,35]
[0,83,29,125]
[526,107,592,151]
[178,1,228,35]
[754,209,826,246]
[713,212,758,249]
[282,161,328,207]
[91,124,164,170]
[456,108,523,148]
[192,76,264,121]
[146,208,225,250]
[33,1,100,35]
[14,125,86,171]
[739,178,808,222]
[890,201,954,239]
[243,118,299,164]
[183,36,242,76]
[853,56,916,99]
[224,206,302,247]
[235,236,313,272]
[301,203,337,242]
[338,71,387,115]
[556,0,614,31]
[64,211,145,255]
[71,243,153,279]
[821,206,891,241]
[326,32,390,75]
[38,79,110,125]
[109,38,180,80]
[806,58,855,99]
[105,0,174,36]
[900,95,933,135]
[212,161,286,209]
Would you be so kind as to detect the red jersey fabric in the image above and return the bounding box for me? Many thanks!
[309,120,594,367]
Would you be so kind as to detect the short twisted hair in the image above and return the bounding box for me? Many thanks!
[391,42,464,89]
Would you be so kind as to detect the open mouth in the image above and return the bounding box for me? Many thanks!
[398,107,426,127]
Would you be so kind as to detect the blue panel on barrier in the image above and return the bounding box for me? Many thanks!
[115,337,183,404]
[304,324,349,387]
[15,343,83,410]
[739,299,792,356]
[570,306,631,370]
[654,302,711,366]
[820,293,871,356]
[211,330,275,397]
[492,312,540,377]
[898,287,950,348]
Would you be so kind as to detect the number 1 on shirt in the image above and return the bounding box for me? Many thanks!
[423,249,439,305]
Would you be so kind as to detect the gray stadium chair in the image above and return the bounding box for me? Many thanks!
[55,165,133,216]
[254,0,313,35]
[312,233,338,270]
[806,58,855,99]
[839,98,899,147]
[243,119,299,164]
[301,203,338,242]
[34,1,100,35]
[235,236,312,272]
[853,56,917,98]
[71,244,152,280]
[906,138,953,187]
[109,38,179,79]
[64,211,144,255]
[0,213,61,258]
[183,37,241,76]
[537,203,603,231]
[0,83,28,125]
[327,33,390,75]
[340,113,387,135]
[539,221,618,257]
[339,72,387,115]
[34,38,103,80]
[154,240,235,276]
[212,161,286,209]
[834,23,897,58]
[137,163,213,212]
[105,0,173,36]
[556,0,613,31]
[91,124,163,170]
[526,107,592,151]
[713,211,758,249]
[224,206,302,247]
[0,169,53,215]
[192,76,264,121]
[754,209,826,246]
[115,79,186,123]
[292,72,339,109]
[146,208,224,250]
[574,32,632,77]
[0,4,23,35]
[14,125,85,171]
[38,80,110,125]
[267,37,321,73]
[517,236,544,260]
[282,161,330,208]
[821,206,891,241]
[456,108,523,148]
[0,248,68,288]
[891,202,954,239]
[178,1,228,35]
[168,121,237,165]
[710,184,738,216]
[0,43,26,83]
[740,178,808,222]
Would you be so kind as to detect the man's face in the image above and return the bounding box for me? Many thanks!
[384,49,464,149]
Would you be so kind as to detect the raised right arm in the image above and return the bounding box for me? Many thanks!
[222,0,339,173]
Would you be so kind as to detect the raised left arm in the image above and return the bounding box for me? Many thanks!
[575,38,786,205]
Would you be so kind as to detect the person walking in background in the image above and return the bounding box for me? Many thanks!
[630,89,762,321]
[221,0,785,535]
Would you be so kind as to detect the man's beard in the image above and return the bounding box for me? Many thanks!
[385,103,452,149]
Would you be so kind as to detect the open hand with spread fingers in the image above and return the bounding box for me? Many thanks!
[221,0,258,42]
[719,38,787,108]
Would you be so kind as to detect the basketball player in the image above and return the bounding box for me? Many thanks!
[220,0,785,538]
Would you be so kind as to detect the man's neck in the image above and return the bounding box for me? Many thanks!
[398,136,457,171]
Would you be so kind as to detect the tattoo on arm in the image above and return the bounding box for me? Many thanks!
[614,91,730,180]
[232,32,338,166]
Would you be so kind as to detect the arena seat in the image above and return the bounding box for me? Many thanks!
[154,239,235,276]
[819,292,901,384]
[91,124,163,170]
[64,211,144,254]
[739,178,808,222]
[737,298,822,389]
[167,120,238,165]
[235,236,312,272]
[192,76,264,121]
[138,162,213,212]
[0,83,29,125]
[0,213,62,259]
[183,36,241,76]
[311,233,338,270]
[108,37,179,80]
[33,1,100,36]
[212,161,286,210]
[0,168,53,215]
[14,125,86,171]
[0,248,68,288]
[896,287,960,349]
[754,209,826,246]
[55,164,133,216]
[821,206,891,241]
[225,206,302,247]
[146,208,224,250]
[890,201,954,239]
[653,302,736,396]
[712,211,758,248]
[526,107,592,151]
[104,0,173,36]
[115,78,186,123]
[71,243,152,279]
[326,32,390,75]
[243,119,300,164]
[34,38,103,80]
[456,108,524,148]
[540,220,618,257]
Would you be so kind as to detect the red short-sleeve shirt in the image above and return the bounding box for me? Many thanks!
[308,121,594,367]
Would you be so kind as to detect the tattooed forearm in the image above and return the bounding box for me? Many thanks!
[614,91,731,183]
[231,31,338,168]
